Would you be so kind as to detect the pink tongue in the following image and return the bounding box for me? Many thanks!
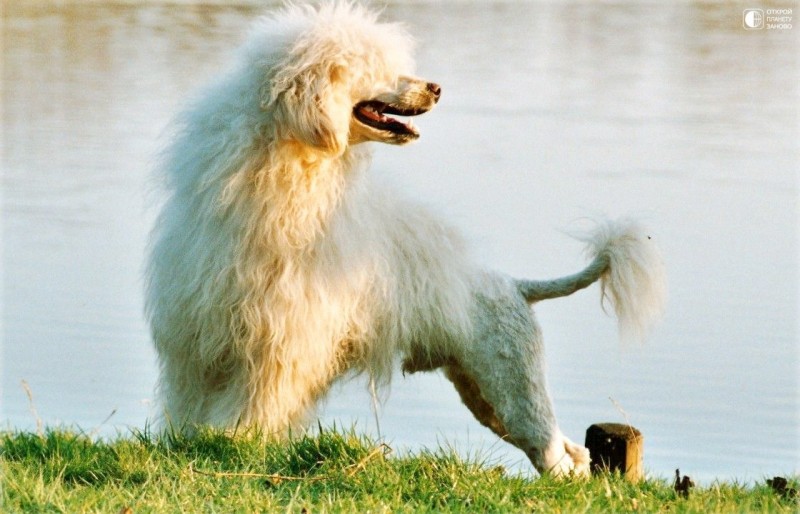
[359,106,386,122]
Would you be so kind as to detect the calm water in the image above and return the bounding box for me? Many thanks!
[2,1,798,482]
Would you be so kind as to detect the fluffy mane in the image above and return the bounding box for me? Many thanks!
[146,3,473,433]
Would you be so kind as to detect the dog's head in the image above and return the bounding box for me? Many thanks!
[261,3,440,154]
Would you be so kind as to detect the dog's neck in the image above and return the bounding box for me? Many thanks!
[241,142,370,253]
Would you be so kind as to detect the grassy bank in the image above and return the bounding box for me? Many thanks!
[1,428,796,513]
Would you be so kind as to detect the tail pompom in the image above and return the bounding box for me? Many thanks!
[575,217,667,343]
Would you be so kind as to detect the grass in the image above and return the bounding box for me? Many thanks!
[1,427,797,513]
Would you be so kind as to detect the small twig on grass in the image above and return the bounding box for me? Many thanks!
[767,476,798,501]
[20,380,43,438]
[188,462,328,483]
[188,442,392,484]
[89,409,118,438]
[369,374,382,440]
[609,396,638,441]
[344,442,392,477]
[674,469,694,498]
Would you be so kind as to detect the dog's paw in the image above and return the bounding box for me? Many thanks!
[538,433,591,478]
[563,438,591,477]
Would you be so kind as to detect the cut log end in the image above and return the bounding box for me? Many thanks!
[585,423,644,482]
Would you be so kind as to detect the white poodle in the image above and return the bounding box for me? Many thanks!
[146,2,666,477]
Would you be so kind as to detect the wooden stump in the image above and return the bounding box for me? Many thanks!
[585,423,643,482]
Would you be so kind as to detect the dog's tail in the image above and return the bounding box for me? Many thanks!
[517,218,667,342]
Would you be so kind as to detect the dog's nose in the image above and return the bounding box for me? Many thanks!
[427,82,442,99]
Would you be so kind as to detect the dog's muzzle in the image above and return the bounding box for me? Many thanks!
[353,82,441,139]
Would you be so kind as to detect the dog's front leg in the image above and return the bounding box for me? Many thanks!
[442,364,513,444]
[449,282,590,477]
[455,344,590,477]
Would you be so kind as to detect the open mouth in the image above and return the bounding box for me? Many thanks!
[353,100,429,138]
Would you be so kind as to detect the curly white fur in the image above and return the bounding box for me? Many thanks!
[518,218,667,343]
[145,2,666,477]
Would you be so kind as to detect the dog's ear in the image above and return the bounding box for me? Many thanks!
[264,62,347,154]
